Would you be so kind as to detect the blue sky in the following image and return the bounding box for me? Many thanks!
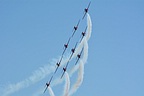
[0,0,144,96]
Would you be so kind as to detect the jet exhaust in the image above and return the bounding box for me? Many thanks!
[69,60,84,96]
[69,13,92,96]
[63,72,70,96]
[1,12,92,96]
[48,87,55,96]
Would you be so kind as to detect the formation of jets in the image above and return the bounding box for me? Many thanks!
[61,42,78,78]
[44,2,91,93]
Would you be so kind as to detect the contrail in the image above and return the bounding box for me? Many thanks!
[1,56,69,96]
[1,13,92,96]
[33,13,92,95]
[27,40,86,96]
[43,13,92,96]
[86,13,92,41]
[48,87,55,96]
[69,60,84,96]
[69,13,92,96]
[1,63,56,96]
[68,40,88,96]
[1,34,84,96]
[63,72,70,96]
[0,45,82,96]
[68,13,92,78]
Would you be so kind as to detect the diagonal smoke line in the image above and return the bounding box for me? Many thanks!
[1,34,86,96]
[69,40,88,96]
[1,33,85,96]
[27,39,86,96]
[69,13,92,96]
[1,64,55,96]
[69,60,84,96]
[32,13,92,96]
[1,12,92,96]
[49,13,92,96]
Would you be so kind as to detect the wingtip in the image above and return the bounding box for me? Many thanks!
[60,75,63,79]
[89,1,91,6]
[43,87,47,94]
[82,16,84,20]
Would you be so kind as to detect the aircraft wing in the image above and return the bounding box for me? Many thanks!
[84,26,88,33]
[72,30,76,37]
[43,86,48,93]
[67,37,71,45]
[54,66,59,74]
[61,60,69,79]
[75,58,79,65]
[75,47,84,65]
[61,71,65,79]
[69,42,78,60]
[49,76,53,83]
[82,12,87,19]
[62,48,66,56]
[77,19,80,26]
[65,52,74,68]
[87,1,91,9]
[80,36,84,42]
[80,47,84,55]
[69,53,74,61]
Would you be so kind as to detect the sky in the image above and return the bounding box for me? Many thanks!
[0,0,144,96]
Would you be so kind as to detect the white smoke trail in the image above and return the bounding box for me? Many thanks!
[1,56,70,96]
[51,13,92,96]
[63,72,70,96]
[1,64,55,96]
[86,14,92,41]
[1,13,92,96]
[0,38,85,96]
[28,41,86,96]
[49,13,93,88]
[69,60,84,96]
[48,87,55,96]
[69,13,92,96]
[32,13,92,96]
[1,34,84,96]
[68,13,92,77]
[68,39,88,96]
[69,63,79,76]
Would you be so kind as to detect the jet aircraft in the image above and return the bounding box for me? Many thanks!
[72,20,80,37]
[54,37,71,74]
[68,42,78,61]
[74,47,84,65]
[43,76,53,93]
[82,2,91,19]
[61,42,78,78]
[54,56,63,74]
[62,37,71,56]
[80,26,87,42]
[61,65,67,79]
